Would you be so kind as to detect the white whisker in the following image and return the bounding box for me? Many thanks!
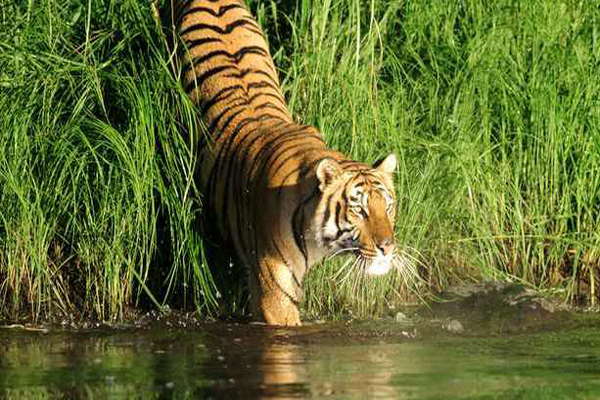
[352,259,365,293]
[342,257,362,284]
[327,246,359,260]
[397,247,422,265]
[332,256,356,281]
[391,248,427,295]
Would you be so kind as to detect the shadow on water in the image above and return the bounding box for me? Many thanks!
[1,316,600,399]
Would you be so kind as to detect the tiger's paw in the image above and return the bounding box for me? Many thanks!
[256,299,302,327]
[263,311,302,327]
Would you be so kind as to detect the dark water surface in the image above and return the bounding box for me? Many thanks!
[1,318,600,399]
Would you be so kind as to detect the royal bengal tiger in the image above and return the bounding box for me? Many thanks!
[176,0,398,326]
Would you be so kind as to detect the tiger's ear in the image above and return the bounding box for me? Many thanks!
[316,158,343,191]
[373,154,397,175]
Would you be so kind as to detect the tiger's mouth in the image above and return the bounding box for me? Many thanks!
[332,246,407,283]
[356,248,395,276]
[326,236,395,276]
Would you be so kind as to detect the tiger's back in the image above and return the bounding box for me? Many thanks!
[177,0,325,239]
[178,0,290,126]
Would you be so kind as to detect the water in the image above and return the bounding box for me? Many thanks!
[1,318,600,399]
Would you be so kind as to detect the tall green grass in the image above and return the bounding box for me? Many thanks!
[1,0,599,322]
[0,0,214,321]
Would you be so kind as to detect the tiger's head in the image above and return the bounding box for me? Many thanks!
[314,154,397,275]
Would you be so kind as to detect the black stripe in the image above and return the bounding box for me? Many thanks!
[248,90,284,104]
[334,202,343,231]
[249,132,323,190]
[207,101,247,133]
[225,70,286,104]
[263,140,325,179]
[253,102,288,116]
[253,101,286,111]
[263,259,301,305]
[218,107,249,136]
[219,117,259,204]
[226,68,278,85]
[341,184,350,217]
[236,120,290,169]
[247,125,316,167]
[338,160,363,170]
[227,121,289,246]
[180,19,262,38]
[321,193,334,230]
[178,3,245,23]
[178,0,228,16]
[252,138,322,188]
[207,113,258,215]
[231,135,271,260]
[272,240,303,290]
[206,110,253,207]
[272,150,329,209]
[184,64,237,93]
[183,46,268,74]
[240,15,266,38]
[257,113,287,124]
[233,120,290,194]
[247,80,280,92]
[234,45,268,60]
[180,37,223,58]
[247,82,285,103]
[333,226,352,241]
[200,84,244,115]
[276,163,311,191]
[292,186,320,266]
[198,46,267,65]
[223,117,259,263]
[248,130,317,207]
[184,50,232,71]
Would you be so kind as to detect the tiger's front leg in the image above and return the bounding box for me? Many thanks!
[250,255,303,326]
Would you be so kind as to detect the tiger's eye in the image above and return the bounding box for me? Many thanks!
[351,205,368,218]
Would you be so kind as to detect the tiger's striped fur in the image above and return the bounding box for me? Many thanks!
[176,0,398,326]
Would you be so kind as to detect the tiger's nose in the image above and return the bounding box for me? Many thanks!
[377,239,395,256]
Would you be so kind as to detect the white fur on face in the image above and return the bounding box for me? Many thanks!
[364,254,393,275]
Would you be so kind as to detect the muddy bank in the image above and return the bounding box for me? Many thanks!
[2,283,597,340]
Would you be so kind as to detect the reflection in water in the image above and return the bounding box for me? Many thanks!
[259,343,306,399]
[1,323,600,398]
[0,326,312,399]
[188,328,312,399]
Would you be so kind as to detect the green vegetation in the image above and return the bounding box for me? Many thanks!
[1,0,599,322]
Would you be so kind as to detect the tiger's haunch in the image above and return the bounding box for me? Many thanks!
[177,0,398,326]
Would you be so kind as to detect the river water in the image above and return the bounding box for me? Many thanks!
[1,316,599,399]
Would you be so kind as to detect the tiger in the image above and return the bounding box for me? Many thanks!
[175,0,398,326]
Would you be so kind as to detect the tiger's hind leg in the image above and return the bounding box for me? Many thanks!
[203,238,250,319]
[200,213,250,320]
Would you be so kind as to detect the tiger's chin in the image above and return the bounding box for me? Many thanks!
[364,257,393,276]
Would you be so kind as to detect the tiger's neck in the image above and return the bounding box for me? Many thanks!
[292,186,329,269]
[290,152,352,270]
